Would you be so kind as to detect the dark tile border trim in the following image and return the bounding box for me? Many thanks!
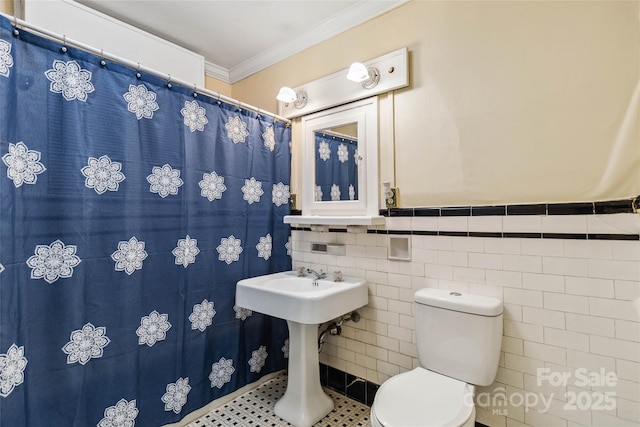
[290,198,637,218]
[368,229,640,241]
[387,208,413,217]
[439,231,469,237]
[292,227,640,241]
[306,228,639,241]
[289,197,639,241]
[328,228,348,233]
[507,204,547,215]
[472,205,506,216]
[381,197,637,218]
[503,232,543,239]
[387,229,410,235]
[543,233,588,240]
[319,363,378,406]
[441,207,471,216]
[469,231,503,238]
[589,233,640,241]
[413,207,440,216]
[412,230,438,236]
[547,202,594,215]
[596,199,636,214]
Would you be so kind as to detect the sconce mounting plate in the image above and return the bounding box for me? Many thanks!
[278,47,409,119]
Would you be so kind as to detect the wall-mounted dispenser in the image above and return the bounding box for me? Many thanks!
[311,242,346,256]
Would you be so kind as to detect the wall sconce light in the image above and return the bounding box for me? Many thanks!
[276,87,308,108]
[277,47,408,118]
[346,62,380,89]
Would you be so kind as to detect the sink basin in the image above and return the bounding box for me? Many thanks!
[263,276,337,292]
[236,270,368,427]
[236,271,368,324]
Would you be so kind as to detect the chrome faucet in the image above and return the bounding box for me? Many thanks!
[306,268,327,282]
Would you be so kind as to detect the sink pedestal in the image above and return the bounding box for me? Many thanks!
[236,271,368,426]
[275,321,333,427]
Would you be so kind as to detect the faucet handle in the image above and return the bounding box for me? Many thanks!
[297,266,306,277]
[333,270,343,282]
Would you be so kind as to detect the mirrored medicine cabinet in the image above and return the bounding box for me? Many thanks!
[284,97,384,226]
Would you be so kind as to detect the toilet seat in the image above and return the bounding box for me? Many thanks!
[371,367,475,427]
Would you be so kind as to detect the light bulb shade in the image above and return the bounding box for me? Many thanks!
[346,63,380,89]
[276,86,297,103]
[346,63,370,83]
[276,87,307,109]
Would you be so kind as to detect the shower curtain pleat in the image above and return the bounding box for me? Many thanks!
[0,16,290,426]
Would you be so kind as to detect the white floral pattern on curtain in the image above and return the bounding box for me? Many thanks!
[0,16,291,426]
[314,131,358,201]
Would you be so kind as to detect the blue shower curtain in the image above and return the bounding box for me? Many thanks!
[314,132,358,202]
[0,16,291,426]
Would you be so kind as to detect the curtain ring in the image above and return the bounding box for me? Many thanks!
[167,74,172,88]
[61,35,67,53]
[135,63,141,79]
[12,15,19,36]
[192,83,198,97]
[99,49,106,66]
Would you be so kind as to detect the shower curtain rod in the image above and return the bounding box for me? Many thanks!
[317,128,357,141]
[1,12,292,125]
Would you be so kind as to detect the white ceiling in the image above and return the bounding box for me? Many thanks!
[75,0,407,83]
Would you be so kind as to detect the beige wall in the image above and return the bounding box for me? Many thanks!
[233,1,640,207]
[204,75,232,98]
[1,0,12,15]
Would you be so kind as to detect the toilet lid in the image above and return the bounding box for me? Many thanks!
[373,367,474,427]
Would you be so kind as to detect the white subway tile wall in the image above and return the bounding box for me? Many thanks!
[290,213,640,427]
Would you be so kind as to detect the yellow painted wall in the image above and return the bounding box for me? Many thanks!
[0,0,12,15]
[233,1,640,207]
[204,75,232,98]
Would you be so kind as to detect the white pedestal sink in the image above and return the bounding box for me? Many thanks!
[236,271,368,427]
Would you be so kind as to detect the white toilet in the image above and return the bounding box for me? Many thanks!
[370,288,503,427]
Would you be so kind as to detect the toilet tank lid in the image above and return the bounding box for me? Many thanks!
[414,288,503,316]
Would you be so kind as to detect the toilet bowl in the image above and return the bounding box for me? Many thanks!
[370,288,503,427]
[370,367,475,427]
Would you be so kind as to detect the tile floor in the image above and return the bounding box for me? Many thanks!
[187,372,371,427]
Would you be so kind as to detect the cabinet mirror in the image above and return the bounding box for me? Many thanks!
[313,123,359,202]
[301,97,379,217]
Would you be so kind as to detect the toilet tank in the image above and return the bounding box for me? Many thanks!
[414,288,503,387]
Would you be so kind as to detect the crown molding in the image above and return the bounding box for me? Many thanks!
[205,61,231,84]
[207,0,408,84]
